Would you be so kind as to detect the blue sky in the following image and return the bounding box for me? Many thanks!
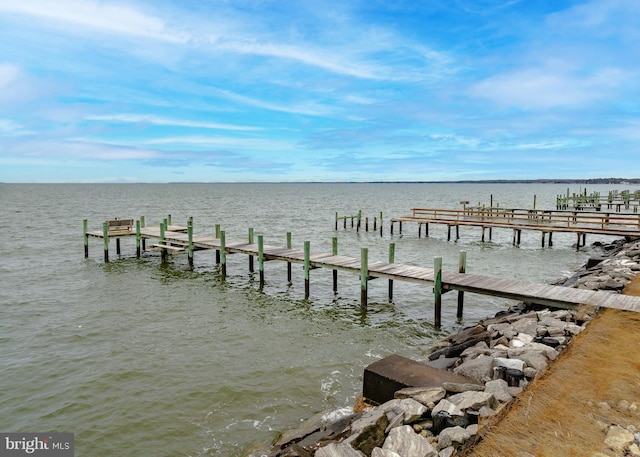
[0,0,638,183]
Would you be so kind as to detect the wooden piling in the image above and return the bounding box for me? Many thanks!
[215,224,221,264]
[434,256,442,328]
[258,235,264,288]
[332,237,338,293]
[361,247,368,310]
[248,228,254,273]
[102,221,109,263]
[220,230,227,277]
[304,241,310,299]
[136,220,141,258]
[287,232,292,283]
[457,251,466,319]
[140,216,146,251]
[388,242,395,302]
[187,217,194,269]
[379,211,383,237]
[83,219,89,258]
[160,219,167,263]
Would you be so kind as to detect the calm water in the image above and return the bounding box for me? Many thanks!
[0,183,621,456]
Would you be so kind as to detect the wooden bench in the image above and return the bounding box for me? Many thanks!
[107,219,134,235]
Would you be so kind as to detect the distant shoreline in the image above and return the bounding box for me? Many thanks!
[3,178,640,185]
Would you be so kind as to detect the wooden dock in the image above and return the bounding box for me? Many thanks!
[390,207,640,249]
[84,217,640,327]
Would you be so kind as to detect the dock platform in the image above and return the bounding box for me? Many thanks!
[390,207,640,248]
[84,216,640,327]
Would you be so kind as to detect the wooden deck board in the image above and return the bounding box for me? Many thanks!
[88,225,640,314]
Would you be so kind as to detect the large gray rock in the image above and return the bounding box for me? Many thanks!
[381,398,428,424]
[507,349,548,372]
[395,387,446,407]
[382,425,438,457]
[484,379,514,403]
[442,382,484,393]
[604,425,635,453]
[453,355,494,383]
[344,407,389,455]
[510,317,538,336]
[371,448,401,457]
[315,442,366,457]
[447,391,498,412]
[438,425,471,448]
[431,399,463,417]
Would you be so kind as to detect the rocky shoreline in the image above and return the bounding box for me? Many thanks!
[264,237,640,457]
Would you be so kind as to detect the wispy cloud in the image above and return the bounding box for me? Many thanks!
[0,0,188,43]
[86,114,262,131]
[0,0,637,182]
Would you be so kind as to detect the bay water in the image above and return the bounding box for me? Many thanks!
[0,183,620,456]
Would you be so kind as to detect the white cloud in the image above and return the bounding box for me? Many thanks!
[0,0,189,43]
[0,63,20,87]
[145,136,293,151]
[2,139,159,160]
[469,65,628,110]
[86,114,262,131]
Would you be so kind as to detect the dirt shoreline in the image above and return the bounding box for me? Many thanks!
[466,276,640,457]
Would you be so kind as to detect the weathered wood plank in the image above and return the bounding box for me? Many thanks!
[89,222,640,314]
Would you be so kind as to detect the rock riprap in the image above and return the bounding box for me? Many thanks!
[265,238,640,457]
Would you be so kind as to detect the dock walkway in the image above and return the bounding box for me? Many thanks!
[84,218,640,327]
[390,207,640,248]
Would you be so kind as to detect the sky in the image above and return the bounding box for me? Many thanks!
[0,0,639,183]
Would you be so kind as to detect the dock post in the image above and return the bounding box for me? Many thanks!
[258,235,265,289]
[187,217,194,269]
[418,223,422,238]
[287,232,292,283]
[215,224,221,264]
[335,212,338,230]
[542,231,546,248]
[136,220,141,258]
[103,222,109,263]
[304,241,311,299]
[115,218,121,255]
[456,225,460,240]
[140,216,146,251]
[220,230,227,278]
[167,214,172,226]
[434,256,442,328]
[457,251,466,319]
[390,221,394,235]
[399,221,402,235]
[482,226,486,242]
[83,219,89,258]
[380,211,383,237]
[447,225,452,241]
[160,219,167,263]
[549,232,553,247]
[361,247,368,311]
[366,217,369,232]
[373,216,377,232]
[332,237,338,293]
[357,210,362,232]
[248,228,254,273]
[388,242,395,302]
